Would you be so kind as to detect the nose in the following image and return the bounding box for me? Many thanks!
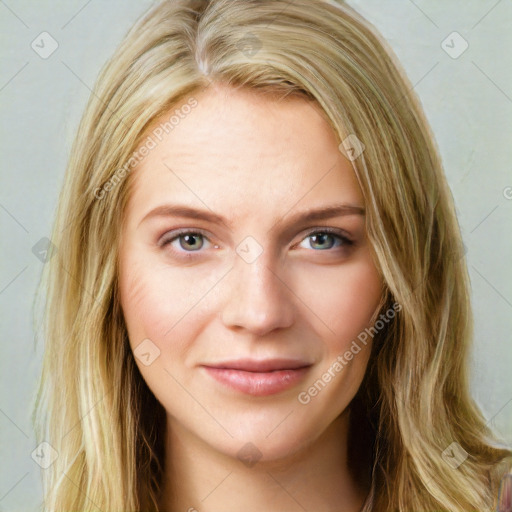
[221,251,295,336]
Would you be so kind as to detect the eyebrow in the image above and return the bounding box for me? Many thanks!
[138,203,365,232]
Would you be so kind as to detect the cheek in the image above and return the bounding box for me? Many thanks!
[119,259,172,345]
[118,250,221,357]
[293,259,382,419]
[294,256,382,352]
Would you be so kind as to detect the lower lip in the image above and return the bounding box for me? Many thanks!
[202,366,311,396]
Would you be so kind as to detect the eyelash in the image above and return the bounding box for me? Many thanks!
[158,227,354,258]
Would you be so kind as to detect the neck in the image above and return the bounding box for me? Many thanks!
[157,409,369,512]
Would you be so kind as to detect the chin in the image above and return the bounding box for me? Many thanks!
[198,411,334,467]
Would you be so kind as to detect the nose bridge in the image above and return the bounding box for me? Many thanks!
[221,245,294,334]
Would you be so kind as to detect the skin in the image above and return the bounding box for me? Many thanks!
[118,83,383,512]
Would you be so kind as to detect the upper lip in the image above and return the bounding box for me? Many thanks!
[202,358,312,372]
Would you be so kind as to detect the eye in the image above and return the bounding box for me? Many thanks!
[158,230,214,253]
[157,228,354,257]
[297,229,353,251]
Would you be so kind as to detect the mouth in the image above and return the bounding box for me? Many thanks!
[201,358,312,396]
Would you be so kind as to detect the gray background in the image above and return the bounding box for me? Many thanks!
[1,1,511,510]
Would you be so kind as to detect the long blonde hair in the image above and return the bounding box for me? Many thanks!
[33,1,511,510]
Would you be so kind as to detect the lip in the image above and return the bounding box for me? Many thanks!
[201,359,312,396]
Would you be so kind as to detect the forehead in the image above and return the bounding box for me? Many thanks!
[124,85,363,226]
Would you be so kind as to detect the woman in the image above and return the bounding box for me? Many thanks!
[33,0,511,510]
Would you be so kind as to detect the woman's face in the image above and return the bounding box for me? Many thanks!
[118,84,382,462]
